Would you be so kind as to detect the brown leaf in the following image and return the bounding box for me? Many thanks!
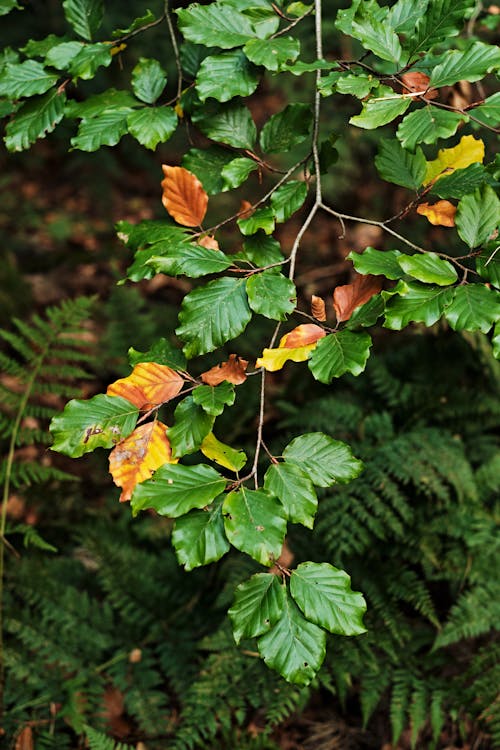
[333,274,383,322]
[161,165,208,227]
[280,324,326,349]
[238,199,254,219]
[400,71,438,99]
[15,727,33,750]
[417,200,456,227]
[201,354,249,386]
[109,421,175,502]
[107,362,184,410]
[311,295,326,321]
[198,234,219,250]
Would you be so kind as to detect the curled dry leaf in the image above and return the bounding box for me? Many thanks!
[198,234,219,250]
[417,200,457,227]
[161,165,208,227]
[201,353,249,385]
[333,274,383,322]
[400,71,437,99]
[256,325,326,372]
[109,421,175,502]
[311,295,327,321]
[107,362,184,410]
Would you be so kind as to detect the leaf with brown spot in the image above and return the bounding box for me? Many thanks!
[109,421,176,502]
[417,200,456,227]
[311,295,326,321]
[333,274,383,322]
[280,324,326,349]
[400,71,437,99]
[201,353,249,386]
[198,234,219,250]
[161,165,208,227]
[107,362,184,410]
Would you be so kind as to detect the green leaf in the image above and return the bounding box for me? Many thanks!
[238,207,276,236]
[168,396,214,458]
[243,36,300,71]
[201,432,247,472]
[429,163,489,200]
[180,42,216,79]
[176,277,252,358]
[383,281,454,329]
[389,0,428,32]
[192,102,256,149]
[476,247,500,289]
[124,232,192,282]
[21,35,66,59]
[45,41,84,70]
[375,139,426,190]
[0,60,58,98]
[176,3,257,48]
[492,322,500,360]
[397,252,458,285]
[397,106,466,150]
[264,462,318,528]
[455,186,500,249]
[350,86,411,129]
[335,0,387,36]
[63,0,104,41]
[283,432,363,488]
[222,487,287,566]
[348,247,404,279]
[65,88,139,118]
[270,181,308,223]
[147,243,232,277]
[472,92,500,127]
[346,293,385,329]
[430,42,500,88]
[196,51,258,102]
[131,463,226,517]
[309,330,372,383]
[131,57,167,104]
[193,382,235,416]
[229,574,285,643]
[260,103,313,153]
[128,337,187,371]
[246,271,296,320]
[71,109,132,151]
[290,562,367,635]
[172,497,230,571]
[221,157,258,191]
[5,89,66,152]
[67,42,112,80]
[444,285,500,333]
[236,234,284,267]
[182,146,235,195]
[49,394,138,458]
[408,0,474,58]
[351,15,405,64]
[335,72,378,98]
[257,591,326,685]
[127,107,178,150]
[112,10,156,38]
[0,0,22,15]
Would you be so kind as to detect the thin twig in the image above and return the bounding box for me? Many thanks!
[164,1,183,101]
[113,12,166,42]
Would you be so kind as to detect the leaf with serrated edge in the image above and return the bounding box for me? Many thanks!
[172,496,230,570]
[429,42,500,89]
[196,50,258,102]
[229,573,285,643]
[290,562,367,635]
[270,181,307,223]
[444,285,500,333]
[201,432,247,472]
[383,281,454,329]
[63,0,103,40]
[131,57,167,104]
[176,4,257,49]
[0,60,58,97]
[243,36,300,71]
[246,271,296,321]
[146,243,232,278]
[71,109,132,152]
[260,103,312,154]
[5,90,66,152]
[350,86,411,130]
[283,432,363,488]
[222,487,287,566]
[397,252,458,285]
[375,139,426,190]
[161,165,208,227]
[348,248,404,280]
[127,107,177,150]
[131,462,226,517]
[264,462,318,529]
[397,107,466,150]
[455,186,500,249]
[192,101,256,150]
[309,331,372,383]
[193,382,235,416]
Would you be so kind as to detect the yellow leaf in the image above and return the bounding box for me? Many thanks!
[200,432,246,472]
[107,362,184,410]
[424,135,485,185]
[256,342,318,372]
[416,200,456,227]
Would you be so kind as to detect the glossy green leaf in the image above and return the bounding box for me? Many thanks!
[389,0,428,32]
[444,285,500,333]
[127,106,178,150]
[351,15,405,64]
[407,0,474,58]
[223,487,287,566]
[238,207,276,236]
[131,463,226,517]
[196,51,258,102]
[246,271,296,320]
[193,382,235,416]
[260,103,313,153]
[200,432,247,472]
[430,42,500,88]
[243,36,300,71]
[176,277,252,358]
[397,252,458,285]
[49,394,138,458]
[348,247,404,280]
[21,35,65,59]
[264,462,318,528]
[383,281,454,329]
[192,101,256,149]
[176,4,258,48]
[290,562,367,635]
[336,72,378,98]
[70,108,132,151]
[238,234,284,266]
[128,338,187,372]
[375,139,426,190]
[270,181,307,223]
[229,573,285,643]
[124,234,193,282]
[44,41,84,70]
[5,89,66,152]
[346,293,385,329]
[283,432,363,488]
[0,60,58,98]
[455,186,500,249]
[111,10,156,38]
[472,92,500,127]
[258,591,326,686]
[180,41,216,79]
[429,163,489,200]
[221,158,258,191]
[182,146,235,195]
[68,43,112,80]
[131,57,167,104]
[65,88,139,118]
[168,396,214,458]
[147,243,232,278]
[476,247,500,289]
[309,331,372,383]
[172,496,230,570]
[397,107,466,150]
[350,86,411,130]
[335,0,387,36]
[63,0,103,40]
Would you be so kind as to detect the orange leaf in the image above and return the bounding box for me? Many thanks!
[238,199,254,219]
[400,71,437,99]
[333,274,383,322]
[416,200,456,227]
[161,165,208,227]
[280,324,326,349]
[311,295,326,321]
[201,354,249,386]
[107,362,184,410]
[109,421,175,502]
[15,727,34,750]
[198,234,219,250]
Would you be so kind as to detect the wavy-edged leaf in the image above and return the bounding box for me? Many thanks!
[65,88,139,118]
[351,15,405,64]
[146,242,232,278]
[238,207,275,236]
[407,0,473,57]
[429,42,500,88]
[397,107,466,150]
[222,487,287,566]
[309,330,372,383]
[444,284,500,333]
[333,275,383,322]
[264,462,318,529]
[193,382,235,416]
[429,163,489,200]
[192,101,256,149]
[398,252,457,285]
[200,432,247,472]
[71,108,132,151]
[201,354,249,386]
[256,342,317,371]
[176,3,258,49]
[270,181,307,223]
[168,396,214,458]
[350,86,411,129]
[127,106,178,150]
[416,201,456,227]
[131,57,167,104]
[246,271,296,320]
[196,50,258,102]
[5,89,66,152]
[63,0,103,40]
[182,146,235,195]
[112,10,156,38]
[68,42,112,80]
[229,573,285,643]
[172,496,230,570]
[375,139,426,190]
[128,338,187,372]
[283,432,363,488]
[221,157,258,191]
[383,281,454,329]
[244,36,300,71]
[106,362,184,410]
[0,60,58,97]
[348,247,404,280]
[455,186,500,249]
[424,135,485,185]
[260,103,312,154]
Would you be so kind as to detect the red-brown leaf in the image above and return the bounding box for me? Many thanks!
[311,295,326,321]
[280,324,326,349]
[400,71,437,99]
[333,274,383,322]
[201,354,249,386]
[15,727,33,750]
[161,165,208,227]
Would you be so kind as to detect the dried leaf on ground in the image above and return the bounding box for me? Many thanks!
[107,362,184,410]
[201,353,249,385]
[311,295,326,321]
[333,274,383,322]
[417,200,457,226]
[161,165,208,227]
